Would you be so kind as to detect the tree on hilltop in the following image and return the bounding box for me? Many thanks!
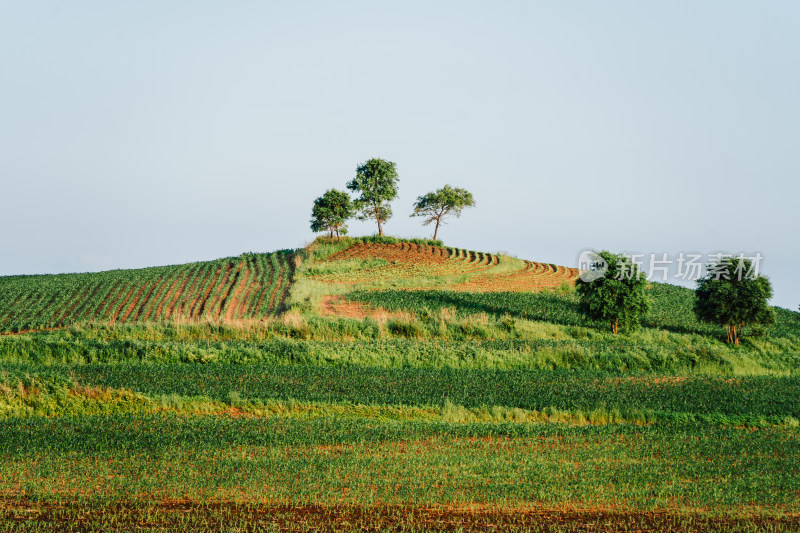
[411,185,475,240]
[310,189,353,242]
[346,158,399,236]
[694,256,775,345]
[575,251,651,334]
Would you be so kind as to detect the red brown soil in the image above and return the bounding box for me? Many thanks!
[213,262,241,318]
[253,258,275,316]
[195,264,233,319]
[108,286,138,324]
[185,266,216,318]
[320,243,495,282]
[92,281,128,321]
[319,243,578,292]
[49,287,89,327]
[267,256,287,313]
[319,295,399,319]
[161,269,195,320]
[129,278,162,322]
[237,258,260,317]
[450,261,580,293]
[118,279,158,323]
[224,264,251,320]
[1,500,796,532]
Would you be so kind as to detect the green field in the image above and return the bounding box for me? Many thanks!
[0,251,294,333]
[1,237,799,531]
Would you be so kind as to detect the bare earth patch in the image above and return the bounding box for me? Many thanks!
[319,295,401,320]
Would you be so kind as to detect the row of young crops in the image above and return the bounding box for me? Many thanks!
[3,414,799,530]
[8,363,797,421]
[310,242,501,284]
[0,252,294,333]
[311,241,581,292]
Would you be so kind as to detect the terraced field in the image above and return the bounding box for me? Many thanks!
[0,251,294,333]
[309,241,578,291]
[450,259,580,292]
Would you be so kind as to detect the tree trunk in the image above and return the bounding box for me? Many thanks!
[377,216,383,236]
[611,319,618,334]
[433,218,441,240]
[335,227,340,242]
[329,228,334,243]
[726,324,739,345]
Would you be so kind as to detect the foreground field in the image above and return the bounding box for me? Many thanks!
[1,237,799,531]
[2,415,799,531]
[1,354,799,531]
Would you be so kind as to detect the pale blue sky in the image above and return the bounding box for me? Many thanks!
[1,1,798,309]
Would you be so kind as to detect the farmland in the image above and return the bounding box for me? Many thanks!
[0,251,294,333]
[302,237,578,292]
[1,236,800,531]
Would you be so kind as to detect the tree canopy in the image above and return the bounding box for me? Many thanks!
[310,189,353,242]
[694,256,775,345]
[575,251,651,334]
[411,185,475,240]
[346,158,399,236]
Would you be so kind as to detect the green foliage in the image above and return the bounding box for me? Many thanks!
[344,288,800,373]
[3,413,800,521]
[346,158,399,236]
[0,251,295,332]
[310,188,353,241]
[695,256,776,345]
[575,251,651,333]
[411,184,475,239]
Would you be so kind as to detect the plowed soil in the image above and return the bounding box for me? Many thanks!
[319,243,579,293]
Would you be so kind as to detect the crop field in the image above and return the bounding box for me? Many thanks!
[2,238,800,530]
[2,350,800,531]
[3,363,799,424]
[307,240,579,291]
[0,251,294,333]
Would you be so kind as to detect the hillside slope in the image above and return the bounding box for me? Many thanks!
[0,251,294,333]
[307,240,579,291]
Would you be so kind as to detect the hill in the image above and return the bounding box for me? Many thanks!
[2,236,800,530]
[0,237,579,333]
[2,236,797,374]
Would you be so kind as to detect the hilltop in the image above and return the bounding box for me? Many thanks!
[0,237,577,333]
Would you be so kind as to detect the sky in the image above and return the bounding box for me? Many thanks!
[1,1,798,309]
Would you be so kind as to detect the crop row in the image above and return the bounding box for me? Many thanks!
[6,363,799,419]
[310,242,501,285]
[3,411,800,457]
[0,252,294,332]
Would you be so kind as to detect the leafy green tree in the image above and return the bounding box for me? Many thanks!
[575,251,651,334]
[410,185,475,240]
[694,256,775,345]
[346,158,399,236]
[310,189,353,242]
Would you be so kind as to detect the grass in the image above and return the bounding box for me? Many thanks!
[3,364,800,428]
[2,415,799,513]
[2,236,800,530]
